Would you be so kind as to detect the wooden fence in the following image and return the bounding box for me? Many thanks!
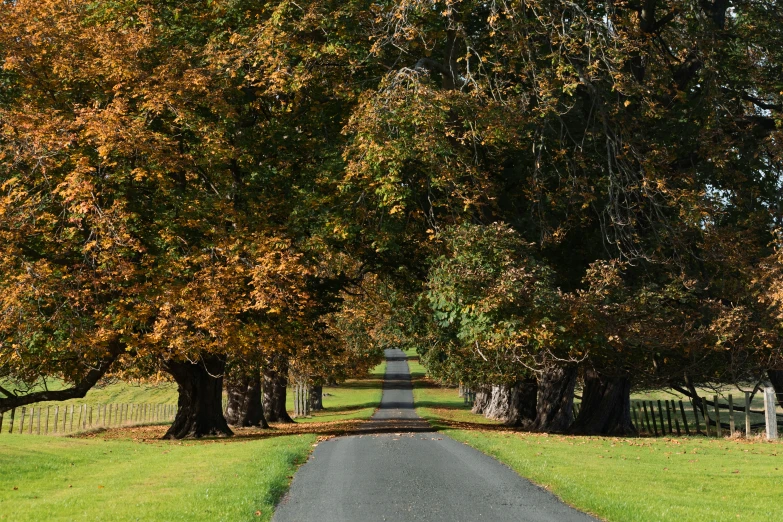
[0,403,177,436]
[460,385,476,406]
[631,391,782,439]
[456,385,780,439]
[292,382,311,418]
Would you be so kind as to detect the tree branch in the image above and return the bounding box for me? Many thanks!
[0,341,125,413]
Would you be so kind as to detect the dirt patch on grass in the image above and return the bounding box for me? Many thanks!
[75,419,374,444]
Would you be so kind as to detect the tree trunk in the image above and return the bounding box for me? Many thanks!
[570,368,635,435]
[528,364,577,433]
[483,385,511,420]
[471,386,491,415]
[506,378,538,427]
[768,370,783,409]
[263,361,293,423]
[224,370,268,428]
[482,380,537,426]
[309,385,324,411]
[163,354,233,439]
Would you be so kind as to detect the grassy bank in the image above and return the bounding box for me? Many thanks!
[408,353,783,522]
[0,434,314,522]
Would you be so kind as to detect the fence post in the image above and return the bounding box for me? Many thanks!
[714,395,722,437]
[728,394,735,437]
[8,409,15,434]
[69,405,74,432]
[45,406,50,435]
[0,411,3,434]
[657,400,666,435]
[764,386,778,441]
[54,406,59,434]
[744,392,751,437]
[20,407,26,434]
[678,400,690,436]
[650,402,660,436]
[665,401,673,434]
[690,398,701,435]
[702,397,712,437]
[641,402,652,433]
[671,401,681,435]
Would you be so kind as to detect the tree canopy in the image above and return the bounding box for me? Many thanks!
[1,0,782,437]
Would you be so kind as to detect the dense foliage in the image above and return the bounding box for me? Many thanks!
[1,0,781,437]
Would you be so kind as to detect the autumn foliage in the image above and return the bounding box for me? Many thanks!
[1,0,782,437]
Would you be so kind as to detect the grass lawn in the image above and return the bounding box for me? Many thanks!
[448,430,783,521]
[0,361,387,521]
[285,362,385,423]
[407,353,783,522]
[0,433,315,522]
[2,363,387,435]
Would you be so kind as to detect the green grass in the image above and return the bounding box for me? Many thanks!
[407,353,783,521]
[408,358,500,426]
[285,362,386,423]
[402,347,418,358]
[446,430,783,521]
[0,433,315,522]
[0,361,388,521]
[3,362,388,435]
[4,379,178,407]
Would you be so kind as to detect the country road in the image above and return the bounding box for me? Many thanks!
[272,348,596,522]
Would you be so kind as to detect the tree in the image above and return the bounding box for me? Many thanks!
[0,0,378,437]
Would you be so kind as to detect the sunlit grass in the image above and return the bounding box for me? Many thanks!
[408,353,783,521]
[0,433,315,522]
[285,362,385,423]
[0,361,388,521]
[447,430,783,522]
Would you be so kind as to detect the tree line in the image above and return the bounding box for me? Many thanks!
[1,0,782,438]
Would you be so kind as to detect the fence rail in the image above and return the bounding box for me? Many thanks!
[632,390,781,439]
[0,403,177,436]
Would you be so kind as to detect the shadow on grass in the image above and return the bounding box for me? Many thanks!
[414,401,472,410]
[312,402,379,413]
[332,379,384,390]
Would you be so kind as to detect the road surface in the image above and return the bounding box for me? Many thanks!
[272,348,596,522]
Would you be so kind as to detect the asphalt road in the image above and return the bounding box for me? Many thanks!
[272,349,596,522]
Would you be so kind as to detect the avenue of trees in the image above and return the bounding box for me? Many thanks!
[1,0,782,438]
